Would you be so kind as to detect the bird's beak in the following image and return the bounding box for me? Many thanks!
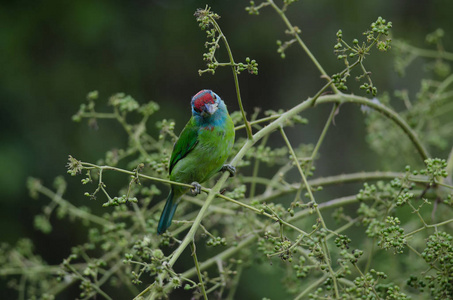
[205,103,218,115]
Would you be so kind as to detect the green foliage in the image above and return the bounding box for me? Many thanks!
[333,17,392,95]
[2,2,453,300]
[195,6,259,76]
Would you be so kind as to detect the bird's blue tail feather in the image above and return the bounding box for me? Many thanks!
[157,189,179,234]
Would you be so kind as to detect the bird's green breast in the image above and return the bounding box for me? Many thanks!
[169,114,234,189]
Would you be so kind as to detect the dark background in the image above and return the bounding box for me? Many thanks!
[1,0,452,298]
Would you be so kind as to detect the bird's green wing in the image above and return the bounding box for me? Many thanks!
[169,118,199,174]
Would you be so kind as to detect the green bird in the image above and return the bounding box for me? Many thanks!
[157,90,235,234]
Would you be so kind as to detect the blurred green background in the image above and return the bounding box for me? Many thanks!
[1,0,452,298]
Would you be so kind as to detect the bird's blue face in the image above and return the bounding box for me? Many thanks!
[191,90,221,117]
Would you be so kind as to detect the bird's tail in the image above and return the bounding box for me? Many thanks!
[157,189,180,234]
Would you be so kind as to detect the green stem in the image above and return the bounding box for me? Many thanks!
[308,171,403,187]
[278,126,339,298]
[434,73,453,96]
[292,195,358,222]
[267,0,339,94]
[111,107,150,159]
[393,40,453,61]
[364,238,376,274]
[235,115,280,131]
[249,135,269,198]
[190,242,208,300]
[359,59,374,87]
[64,263,113,300]
[215,192,308,235]
[184,196,236,215]
[240,175,287,190]
[326,219,357,240]
[208,15,253,139]
[0,264,82,276]
[294,273,330,300]
[81,162,195,190]
[247,171,404,203]
[404,218,453,238]
[444,147,453,185]
[132,202,147,231]
[36,183,112,227]
[77,112,117,119]
[409,177,453,189]
[225,264,243,300]
[279,127,326,227]
[307,103,339,171]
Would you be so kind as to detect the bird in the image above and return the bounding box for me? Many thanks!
[157,90,235,234]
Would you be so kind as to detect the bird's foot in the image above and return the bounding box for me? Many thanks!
[190,182,202,195]
[220,164,236,177]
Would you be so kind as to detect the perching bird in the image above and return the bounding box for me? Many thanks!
[157,90,235,234]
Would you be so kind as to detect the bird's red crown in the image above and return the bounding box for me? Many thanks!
[192,90,216,112]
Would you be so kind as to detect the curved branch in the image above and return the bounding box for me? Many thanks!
[240,93,429,163]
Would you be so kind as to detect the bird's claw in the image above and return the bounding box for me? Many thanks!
[190,182,202,195]
[220,164,236,177]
